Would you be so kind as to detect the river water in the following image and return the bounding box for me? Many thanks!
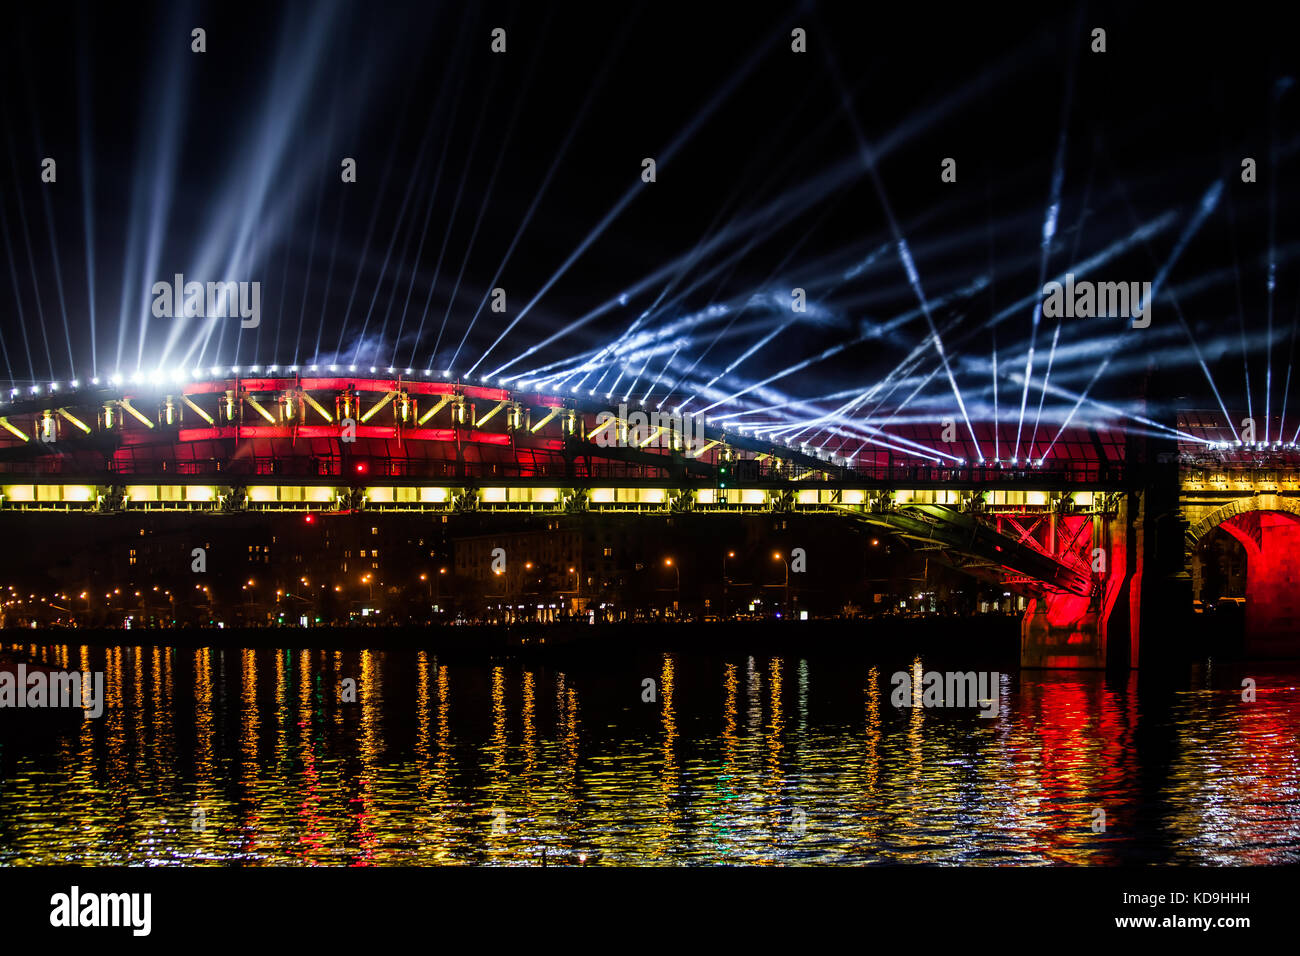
[1,641,1298,865]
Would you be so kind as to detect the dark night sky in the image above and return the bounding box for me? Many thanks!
[1,1,1297,435]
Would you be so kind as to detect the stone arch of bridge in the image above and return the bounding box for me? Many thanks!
[1185,493,1300,656]
[1185,493,1300,550]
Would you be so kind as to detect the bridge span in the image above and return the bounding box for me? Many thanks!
[0,375,1294,667]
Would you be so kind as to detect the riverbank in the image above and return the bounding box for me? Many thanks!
[1,615,1023,663]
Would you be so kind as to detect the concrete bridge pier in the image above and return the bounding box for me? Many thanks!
[1020,498,1130,669]
[1020,437,1191,670]
[1126,485,1194,671]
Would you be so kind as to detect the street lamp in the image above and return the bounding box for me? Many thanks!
[772,551,790,616]
[722,550,736,617]
[664,557,680,616]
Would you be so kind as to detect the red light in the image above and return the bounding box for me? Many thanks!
[355,463,366,473]
[305,514,315,524]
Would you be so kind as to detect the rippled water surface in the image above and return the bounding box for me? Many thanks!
[2,641,1298,865]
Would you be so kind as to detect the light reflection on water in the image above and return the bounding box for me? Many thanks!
[1,642,1298,865]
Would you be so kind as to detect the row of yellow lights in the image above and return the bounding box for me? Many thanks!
[1,572,453,606]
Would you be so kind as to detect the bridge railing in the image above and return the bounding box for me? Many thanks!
[0,447,1128,486]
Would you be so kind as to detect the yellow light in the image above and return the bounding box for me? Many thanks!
[186,485,216,502]
[182,395,214,424]
[245,396,276,424]
[772,552,781,560]
[119,398,155,428]
[63,485,94,502]
[57,408,92,433]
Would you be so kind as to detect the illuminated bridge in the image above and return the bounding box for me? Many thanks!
[0,373,1295,667]
[0,370,1132,487]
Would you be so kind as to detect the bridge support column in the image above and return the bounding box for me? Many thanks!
[1020,591,1106,668]
[1020,500,1129,669]
[1129,487,1193,672]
